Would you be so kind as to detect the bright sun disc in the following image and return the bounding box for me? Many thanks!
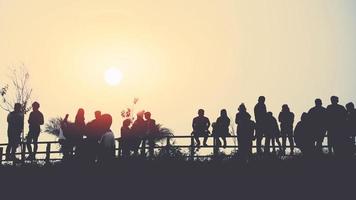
[105,67,123,86]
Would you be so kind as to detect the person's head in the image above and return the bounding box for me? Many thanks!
[301,112,308,121]
[144,112,151,120]
[14,103,22,112]
[32,101,40,111]
[76,108,85,121]
[346,102,355,112]
[258,96,265,104]
[137,110,145,119]
[315,99,322,107]
[331,96,339,105]
[212,122,216,128]
[268,111,273,117]
[238,104,246,112]
[282,104,289,112]
[95,111,101,119]
[100,114,112,131]
[220,109,227,117]
[123,118,132,127]
[198,109,205,117]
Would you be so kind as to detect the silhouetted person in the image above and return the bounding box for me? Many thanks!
[145,112,157,157]
[98,114,116,164]
[121,119,133,157]
[74,109,86,156]
[236,104,255,161]
[26,102,44,160]
[254,96,267,154]
[6,103,24,161]
[83,110,103,163]
[326,96,347,155]
[278,104,294,155]
[215,109,230,148]
[192,109,210,147]
[308,99,327,154]
[294,113,314,156]
[346,102,356,145]
[131,111,146,155]
[264,112,282,154]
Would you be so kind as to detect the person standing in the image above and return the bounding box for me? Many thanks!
[120,119,133,158]
[26,102,44,160]
[254,96,267,154]
[326,96,347,155]
[346,102,356,145]
[131,111,146,155]
[308,99,327,154]
[144,112,157,158]
[235,104,255,161]
[264,112,282,154]
[6,103,24,161]
[278,104,295,155]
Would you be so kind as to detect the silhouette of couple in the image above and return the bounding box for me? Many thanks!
[6,102,44,162]
[120,111,157,157]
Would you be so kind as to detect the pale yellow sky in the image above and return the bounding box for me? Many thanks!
[0,0,356,143]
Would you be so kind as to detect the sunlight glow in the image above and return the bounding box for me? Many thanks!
[105,67,123,86]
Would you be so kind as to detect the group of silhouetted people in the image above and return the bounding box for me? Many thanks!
[58,109,116,164]
[192,96,356,160]
[120,111,158,158]
[3,95,356,163]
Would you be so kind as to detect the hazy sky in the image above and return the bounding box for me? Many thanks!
[0,0,356,143]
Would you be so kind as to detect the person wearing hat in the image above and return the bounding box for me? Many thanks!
[26,101,44,160]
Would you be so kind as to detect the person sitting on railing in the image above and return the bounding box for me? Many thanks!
[26,101,44,160]
[6,103,24,162]
[215,109,230,148]
[294,113,314,156]
[235,104,255,161]
[192,109,210,147]
[121,118,133,157]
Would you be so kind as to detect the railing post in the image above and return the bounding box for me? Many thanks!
[117,139,122,159]
[21,142,26,162]
[141,138,146,157]
[166,136,170,146]
[45,143,51,165]
[190,136,194,160]
[0,147,3,165]
[213,137,218,157]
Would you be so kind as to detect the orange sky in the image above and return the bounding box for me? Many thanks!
[0,0,356,143]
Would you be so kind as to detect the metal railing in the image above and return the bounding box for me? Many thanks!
[0,135,337,164]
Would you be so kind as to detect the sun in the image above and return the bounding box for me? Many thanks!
[105,67,123,86]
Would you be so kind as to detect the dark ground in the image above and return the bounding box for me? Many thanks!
[0,157,355,199]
